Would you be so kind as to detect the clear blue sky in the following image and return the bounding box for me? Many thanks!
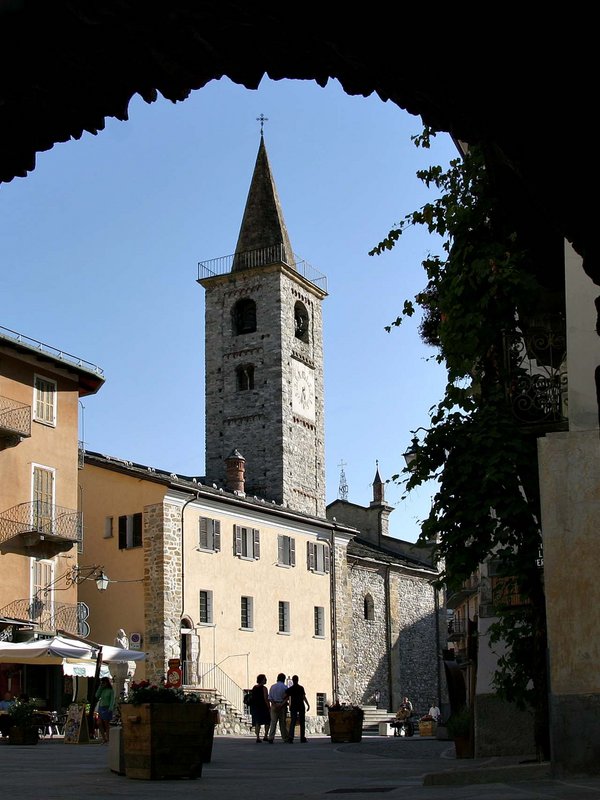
[0,77,457,542]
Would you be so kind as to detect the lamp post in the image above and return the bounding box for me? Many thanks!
[402,436,420,471]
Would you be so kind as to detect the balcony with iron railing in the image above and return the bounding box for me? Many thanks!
[0,394,31,443]
[197,244,328,294]
[447,617,468,642]
[0,501,82,557]
[447,574,479,610]
[0,598,83,636]
[503,314,568,432]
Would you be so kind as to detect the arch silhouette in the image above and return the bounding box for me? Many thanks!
[0,7,595,282]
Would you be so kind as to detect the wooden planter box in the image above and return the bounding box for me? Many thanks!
[328,710,364,743]
[8,726,39,745]
[418,720,437,737]
[119,702,216,780]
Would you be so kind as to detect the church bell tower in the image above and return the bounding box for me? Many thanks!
[198,133,327,517]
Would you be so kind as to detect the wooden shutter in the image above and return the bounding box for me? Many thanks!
[234,525,242,555]
[213,520,221,551]
[253,529,260,559]
[199,517,208,549]
[324,544,330,573]
[289,538,296,567]
[118,515,127,549]
[307,541,315,571]
[132,513,143,547]
[277,535,284,564]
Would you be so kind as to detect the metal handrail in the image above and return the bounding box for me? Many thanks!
[189,662,246,716]
[0,325,104,377]
[0,395,31,438]
[0,501,82,545]
[198,244,328,293]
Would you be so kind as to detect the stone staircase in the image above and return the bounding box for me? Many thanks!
[360,704,394,734]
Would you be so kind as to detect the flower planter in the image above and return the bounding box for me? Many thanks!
[327,709,364,743]
[119,702,216,780]
[8,726,39,745]
[418,720,437,737]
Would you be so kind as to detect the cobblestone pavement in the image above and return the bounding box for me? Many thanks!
[2,733,600,799]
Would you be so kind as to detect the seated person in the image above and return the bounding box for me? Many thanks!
[0,691,15,711]
[390,696,413,732]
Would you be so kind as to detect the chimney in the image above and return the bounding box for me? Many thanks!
[225,449,246,494]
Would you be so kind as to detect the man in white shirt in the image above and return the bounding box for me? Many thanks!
[428,702,441,721]
[266,672,289,743]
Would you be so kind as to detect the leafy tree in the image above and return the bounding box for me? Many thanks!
[371,128,549,758]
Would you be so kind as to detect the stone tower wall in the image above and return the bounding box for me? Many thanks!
[203,265,325,516]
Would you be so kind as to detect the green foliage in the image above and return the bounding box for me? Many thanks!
[123,680,203,705]
[372,127,549,756]
[7,700,37,727]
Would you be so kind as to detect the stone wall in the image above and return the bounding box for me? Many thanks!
[333,538,355,704]
[143,501,182,683]
[389,572,439,715]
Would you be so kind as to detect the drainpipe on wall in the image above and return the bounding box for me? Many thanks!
[180,491,201,619]
[329,525,339,703]
[434,584,442,708]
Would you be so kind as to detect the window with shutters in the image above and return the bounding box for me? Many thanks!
[118,513,143,549]
[307,541,330,574]
[316,693,327,716]
[234,525,260,560]
[278,600,290,633]
[30,558,54,627]
[199,517,221,552]
[314,606,325,637]
[32,465,54,532]
[199,590,213,624]
[241,596,254,630]
[33,375,57,426]
[277,535,295,567]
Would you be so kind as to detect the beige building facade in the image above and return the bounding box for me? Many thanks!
[0,326,104,704]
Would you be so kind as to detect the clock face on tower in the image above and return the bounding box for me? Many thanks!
[292,363,315,421]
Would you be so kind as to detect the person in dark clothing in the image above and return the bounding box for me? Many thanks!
[284,674,310,743]
[250,674,271,742]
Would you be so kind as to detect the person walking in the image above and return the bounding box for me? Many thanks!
[266,672,289,743]
[250,674,271,742]
[94,676,115,743]
[284,674,309,743]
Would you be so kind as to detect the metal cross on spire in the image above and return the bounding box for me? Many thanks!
[338,460,349,501]
[256,113,269,136]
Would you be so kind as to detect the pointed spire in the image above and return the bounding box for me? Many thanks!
[372,460,385,504]
[232,136,295,271]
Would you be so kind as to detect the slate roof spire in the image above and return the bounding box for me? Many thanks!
[232,134,295,271]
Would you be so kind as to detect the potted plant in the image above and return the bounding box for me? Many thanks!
[7,700,39,745]
[326,702,364,743]
[118,680,217,780]
[418,713,438,737]
[446,705,473,758]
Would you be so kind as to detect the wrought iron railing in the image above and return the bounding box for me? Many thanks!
[0,325,104,378]
[0,395,31,438]
[503,316,567,428]
[0,598,79,634]
[198,244,328,293]
[0,501,82,546]
[187,661,246,716]
[447,617,467,639]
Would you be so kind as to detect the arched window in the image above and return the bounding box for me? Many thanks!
[236,364,255,391]
[294,301,309,343]
[232,298,256,335]
[364,594,374,621]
